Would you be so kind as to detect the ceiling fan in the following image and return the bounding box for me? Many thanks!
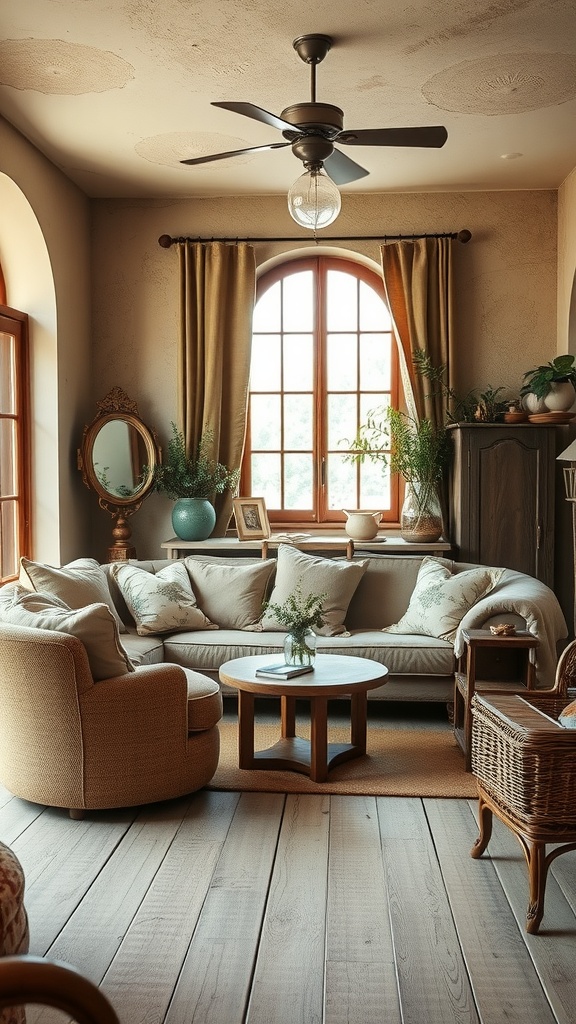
[181,34,448,229]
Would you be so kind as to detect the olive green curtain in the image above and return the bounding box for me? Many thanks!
[178,241,256,534]
[380,237,455,429]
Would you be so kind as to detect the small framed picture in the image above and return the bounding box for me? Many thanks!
[233,497,271,541]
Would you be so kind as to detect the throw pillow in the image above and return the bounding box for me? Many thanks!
[19,556,127,633]
[382,556,504,642]
[0,586,134,681]
[110,561,216,636]
[184,558,275,630]
[260,544,368,637]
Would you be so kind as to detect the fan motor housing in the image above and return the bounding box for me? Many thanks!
[280,103,344,138]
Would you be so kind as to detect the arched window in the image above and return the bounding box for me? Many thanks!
[0,305,31,581]
[241,255,400,526]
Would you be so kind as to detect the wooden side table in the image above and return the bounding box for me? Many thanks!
[453,628,539,770]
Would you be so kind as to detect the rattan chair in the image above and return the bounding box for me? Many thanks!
[0,957,119,1024]
[470,639,576,934]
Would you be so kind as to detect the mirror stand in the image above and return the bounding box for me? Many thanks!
[103,507,137,562]
[78,388,161,562]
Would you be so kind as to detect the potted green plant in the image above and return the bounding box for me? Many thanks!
[520,354,576,413]
[413,351,508,422]
[152,423,240,540]
[348,406,451,542]
[263,580,327,666]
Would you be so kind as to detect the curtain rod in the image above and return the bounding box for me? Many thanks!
[158,229,472,248]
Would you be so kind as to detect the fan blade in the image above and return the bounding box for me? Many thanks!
[181,141,289,166]
[212,101,297,134]
[324,148,370,185]
[337,126,448,148]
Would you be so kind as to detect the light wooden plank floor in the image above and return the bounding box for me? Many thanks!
[2,710,576,1024]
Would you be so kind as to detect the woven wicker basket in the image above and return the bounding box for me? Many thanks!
[471,692,576,833]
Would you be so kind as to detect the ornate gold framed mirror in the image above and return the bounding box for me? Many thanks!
[78,387,161,560]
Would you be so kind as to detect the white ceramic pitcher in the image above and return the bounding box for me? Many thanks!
[342,510,382,541]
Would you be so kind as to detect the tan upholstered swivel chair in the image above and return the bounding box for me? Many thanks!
[0,623,221,817]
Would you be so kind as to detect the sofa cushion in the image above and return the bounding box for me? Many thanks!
[181,668,223,731]
[20,556,127,633]
[111,562,216,636]
[260,544,368,636]
[382,556,503,642]
[119,629,165,667]
[184,557,275,630]
[0,587,134,681]
[164,629,286,673]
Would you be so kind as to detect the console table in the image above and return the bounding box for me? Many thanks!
[161,533,452,560]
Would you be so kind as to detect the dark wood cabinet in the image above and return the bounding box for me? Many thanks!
[448,424,556,586]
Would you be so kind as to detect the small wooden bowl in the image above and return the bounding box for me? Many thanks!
[503,412,528,423]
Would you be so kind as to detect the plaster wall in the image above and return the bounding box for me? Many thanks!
[91,188,558,560]
[0,115,92,563]
[558,166,576,355]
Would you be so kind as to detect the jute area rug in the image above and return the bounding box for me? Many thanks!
[208,705,478,798]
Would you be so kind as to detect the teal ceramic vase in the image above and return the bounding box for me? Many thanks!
[172,498,216,541]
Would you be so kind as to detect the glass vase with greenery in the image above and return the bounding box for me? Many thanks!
[151,423,240,500]
[348,405,451,542]
[263,581,327,666]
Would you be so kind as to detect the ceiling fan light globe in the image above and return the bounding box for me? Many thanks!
[287,167,341,230]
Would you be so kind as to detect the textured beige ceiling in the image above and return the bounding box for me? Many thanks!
[1,0,575,199]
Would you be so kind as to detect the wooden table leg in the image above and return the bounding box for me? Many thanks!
[310,697,328,782]
[281,694,296,738]
[237,690,255,769]
[350,691,368,753]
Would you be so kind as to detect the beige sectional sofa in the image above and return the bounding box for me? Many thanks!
[98,546,568,701]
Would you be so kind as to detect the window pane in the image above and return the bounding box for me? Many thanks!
[284,394,313,450]
[250,335,280,391]
[326,454,358,510]
[328,394,357,451]
[253,281,280,331]
[360,459,391,509]
[327,334,358,391]
[282,271,313,331]
[251,395,281,449]
[360,395,389,428]
[283,335,313,390]
[0,334,15,415]
[326,270,358,331]
[1,500,18,579]
[284,454,313,508]
[360,335,391,392]
[0,420,16,495]
[252,453,281,507]
[359,280,391,331]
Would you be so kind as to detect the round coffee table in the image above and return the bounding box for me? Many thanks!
[219,653,389,783]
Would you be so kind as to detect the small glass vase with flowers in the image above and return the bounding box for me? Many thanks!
[264,581,327,667]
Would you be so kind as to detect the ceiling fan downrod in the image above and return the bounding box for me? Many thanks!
[292,34,333,104]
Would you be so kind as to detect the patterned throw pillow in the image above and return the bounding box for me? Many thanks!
[382,556,503,642]
[260,544,368,637]
[0,586,134,681]
[184,558,275,630]
[111,561,216,636]
[19,556,127,633]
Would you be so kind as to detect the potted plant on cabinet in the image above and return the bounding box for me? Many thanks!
[347,406,451,542]
[520,355,576,414]
[151,424,240,541]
